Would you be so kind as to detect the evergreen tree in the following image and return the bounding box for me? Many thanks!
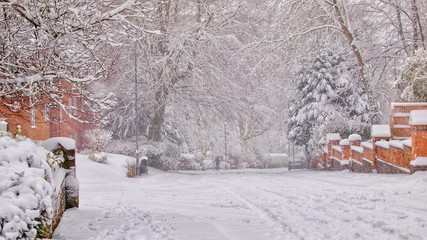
[287,48,370,156]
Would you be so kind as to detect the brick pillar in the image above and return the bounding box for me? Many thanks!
[410,110,427,173]
[340,139,350,160]
[371,125,391,170]
[349,134,361,147]
[327,133,341,169]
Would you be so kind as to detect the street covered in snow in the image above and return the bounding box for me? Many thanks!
[53,154,427,240]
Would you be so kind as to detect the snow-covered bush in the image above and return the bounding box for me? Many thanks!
[178,154,201,170]
[103,139,136,156]
[88,152,108,163]
[397,49,427,102]
[143,142,179,171]
[0,136,54,239]
[83,129,112,153]
[202,159,213,170]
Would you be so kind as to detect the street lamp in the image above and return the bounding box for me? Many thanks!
[133,39,140,175]
[224,123,227,158]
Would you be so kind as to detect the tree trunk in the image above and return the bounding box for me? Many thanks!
[410,0,426,51]
[148,84,168,142]
[330,0,369,92]
[392,0,410,56]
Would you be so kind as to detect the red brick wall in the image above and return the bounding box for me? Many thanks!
[388,146,405,167]
[376,146,390,162]
[391,103,427,139]
[351,149,363,164]
[331,147,342,161]
[412,125,427,158]
[342,145,350,160]
[0,102,50,140]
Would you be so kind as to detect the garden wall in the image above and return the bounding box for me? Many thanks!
[324,107,427,174]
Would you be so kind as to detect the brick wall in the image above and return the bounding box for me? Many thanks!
[325,106,427,174]
[391,103,427,139]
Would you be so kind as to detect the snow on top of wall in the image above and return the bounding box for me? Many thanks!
[403,138,412,147]
[339,139,350,146]
[351,146,364,154]
[371,125,391,138]
[394,125,410,129]
[42,137,76,151]
[332,146,342,152]
[361,141,373,150]
[409,110,427,125]
[389,140,404,150]
[326,133,341,141]
[393,112,410,117]
[392,102,427,107]
[375,140,390,149]
[410,157,427,166]
[348,134,362,142]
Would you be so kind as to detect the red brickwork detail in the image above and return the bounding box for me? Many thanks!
[391,104,427,139]
[331,148,342,161]
[341,145,350,160]
[412,126,427,158]
[388,146,405,168]
[376,146,390,163]
[351,150,363,164]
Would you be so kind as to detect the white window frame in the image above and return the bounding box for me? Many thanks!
[31,107,36,128]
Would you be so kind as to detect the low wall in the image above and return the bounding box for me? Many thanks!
[38,138,79,238]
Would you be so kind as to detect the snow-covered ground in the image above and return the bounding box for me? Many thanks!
[53,154,427,240]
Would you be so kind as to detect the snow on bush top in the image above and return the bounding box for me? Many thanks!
[348,134,362,142]
[0,136,54,239]
[42,137,76,151]
[409,110,427,125]
[371,125,391,138]
[326,133,341,141]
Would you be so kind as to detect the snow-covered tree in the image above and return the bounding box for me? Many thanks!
[0,0,146,121]
[288,48,370,156]
[397,49,427,102]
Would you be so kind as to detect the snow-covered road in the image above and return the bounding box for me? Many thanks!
[54,154,427,240]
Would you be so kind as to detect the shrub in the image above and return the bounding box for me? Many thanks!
[126,161,137,178]
[88,152,108,163]
[83,129,112,153]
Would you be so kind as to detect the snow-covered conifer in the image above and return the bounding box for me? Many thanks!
[288,48,370,156]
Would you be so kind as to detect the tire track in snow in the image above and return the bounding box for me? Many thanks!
[225,187,296,240]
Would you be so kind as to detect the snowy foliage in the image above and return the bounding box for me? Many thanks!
[0,137,54,239]
[288,48,370,157]
[88,152,108,164]
[178,154,201,171]
[46,152,65,172]
[308,115,370,156]
[143,142,180,171]
[83,129,113,153]
[397,49,427,102]
[0,0,144,120]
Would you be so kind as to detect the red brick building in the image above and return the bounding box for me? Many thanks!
[0,80,95,147]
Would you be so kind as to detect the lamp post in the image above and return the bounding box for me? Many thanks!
[224,123,227,158]
[134,40,140,175]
